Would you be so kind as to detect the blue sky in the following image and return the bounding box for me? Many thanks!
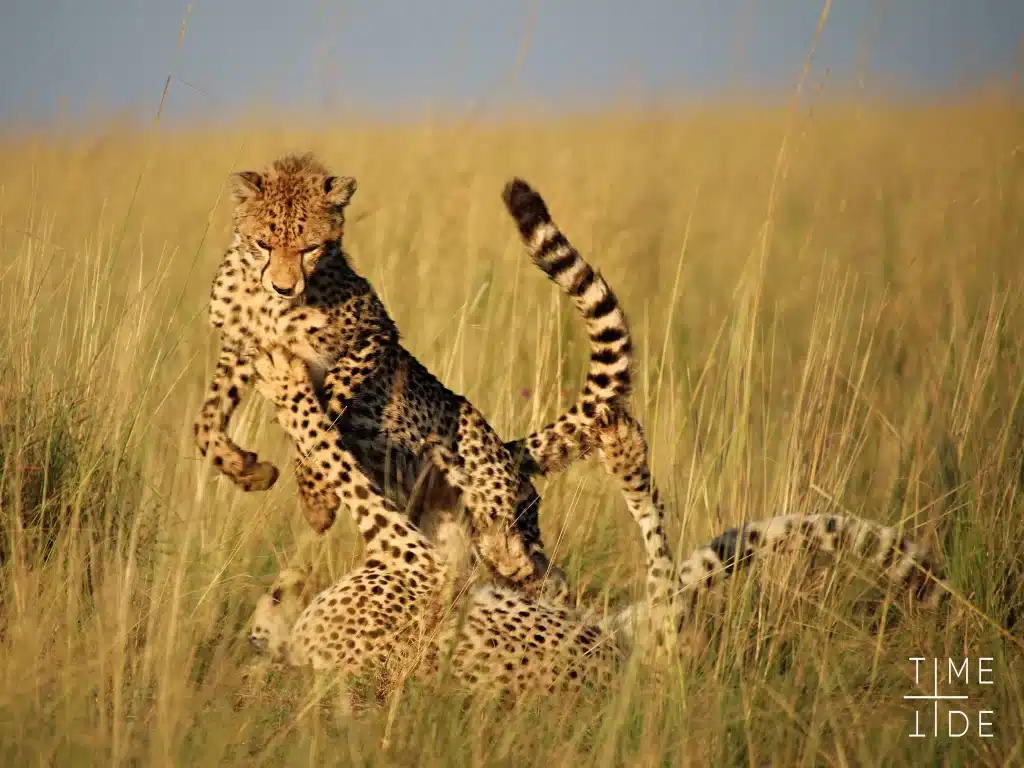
[1,0,1020,122]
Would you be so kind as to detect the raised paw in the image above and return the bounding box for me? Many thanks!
[236,449,280,491]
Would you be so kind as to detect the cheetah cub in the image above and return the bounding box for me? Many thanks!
[195,155,633,601]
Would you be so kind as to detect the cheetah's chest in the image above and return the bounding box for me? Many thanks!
[210,257,351,374]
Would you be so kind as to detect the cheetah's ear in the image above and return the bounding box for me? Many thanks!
[230,171,264,204]
[323,175,357,208]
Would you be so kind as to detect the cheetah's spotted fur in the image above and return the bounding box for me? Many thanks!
[290,177,638,535]
[194,157,635,601]
[246,348,620,701]
[246,350,947,701]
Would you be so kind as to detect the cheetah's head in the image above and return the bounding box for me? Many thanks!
[248,567,317,662]
[230,152,357,299]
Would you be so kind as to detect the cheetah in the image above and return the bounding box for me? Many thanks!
[194,156,634,600]
[246,352,947,702]
[246,347,620,703]
[289,177,637,535]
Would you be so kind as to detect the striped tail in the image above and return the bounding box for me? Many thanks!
[679,513,948,606]
[500,178,633,476]
[609,512,948,652]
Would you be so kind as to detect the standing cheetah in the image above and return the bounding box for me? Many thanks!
[290,177,638,536]
[194,155,634,598]
[246,351,947,702]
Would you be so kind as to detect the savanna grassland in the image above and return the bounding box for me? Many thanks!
[0,100,1022,766]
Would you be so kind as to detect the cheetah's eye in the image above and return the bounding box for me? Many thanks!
[255,239,271,251]
[299,244,322,256]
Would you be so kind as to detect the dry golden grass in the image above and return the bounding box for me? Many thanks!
[0,100,1022,766]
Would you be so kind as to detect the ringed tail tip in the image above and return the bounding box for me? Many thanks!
[502,178,552,232]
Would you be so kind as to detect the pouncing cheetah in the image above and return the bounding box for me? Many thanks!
[246,351,947,702]
[291,177,638,533]
[194,155,633,599]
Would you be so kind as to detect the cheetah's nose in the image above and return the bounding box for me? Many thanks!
[248,634,269,653]
[271,283,295,298]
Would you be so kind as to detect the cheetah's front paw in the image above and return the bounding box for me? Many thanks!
[236,449,281,491]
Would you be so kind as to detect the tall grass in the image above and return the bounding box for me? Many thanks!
[0,101,1022,765]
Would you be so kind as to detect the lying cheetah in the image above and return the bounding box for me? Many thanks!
[246,351,947,701]
[194,156,633,598]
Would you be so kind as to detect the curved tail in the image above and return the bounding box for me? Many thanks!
[683,513,948,605]
[500,178,634,476]
[610,512,948,652]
